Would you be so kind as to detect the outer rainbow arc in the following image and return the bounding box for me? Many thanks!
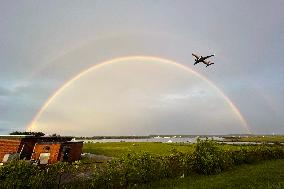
[27,56,252,134]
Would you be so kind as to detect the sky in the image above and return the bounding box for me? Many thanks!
[0,1,284,136]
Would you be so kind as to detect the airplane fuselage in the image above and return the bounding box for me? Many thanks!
[192,54,215,67]
[194,57,208,64]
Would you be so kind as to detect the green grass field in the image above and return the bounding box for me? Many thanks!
[136,159,284,189]
[82,142,270,158]
[83,142,195,157]
[224,135,284,143]
[81,142,284,188]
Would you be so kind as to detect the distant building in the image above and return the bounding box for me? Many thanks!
[0,135,83,164]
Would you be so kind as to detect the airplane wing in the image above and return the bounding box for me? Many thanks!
[203,55,214,60]
[203,59,214,65]
[192,53,200,59]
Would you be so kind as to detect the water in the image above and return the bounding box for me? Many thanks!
[76,137,284,145]
[78,136,215,143]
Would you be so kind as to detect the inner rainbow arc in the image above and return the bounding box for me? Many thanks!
[27,56,252,134]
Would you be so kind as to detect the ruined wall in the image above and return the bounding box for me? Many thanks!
[0,137,82,164]
[0,139,21,161]
[61,142,83,162]
[31,143,61,164]
[20,138,38,159]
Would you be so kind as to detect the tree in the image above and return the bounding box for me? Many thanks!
[9,131,45,137]
[50,133,60,137]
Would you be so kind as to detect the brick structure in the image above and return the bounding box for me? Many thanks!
[31,142,83,164]
[0,135,83,164]
[0,135,37,161]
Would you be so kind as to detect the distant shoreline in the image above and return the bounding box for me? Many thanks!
[75,134,258,140]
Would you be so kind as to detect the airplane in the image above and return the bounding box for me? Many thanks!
[192,53,215,67]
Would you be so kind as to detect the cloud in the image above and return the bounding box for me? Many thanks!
[0,81,32,96]
[159,89,208,102]
[1,1,284,134]
[0,86,12,96]
[0,121,13,134]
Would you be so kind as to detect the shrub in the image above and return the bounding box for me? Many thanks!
[161,150,189,178]
[0,161,76,189]
[0,160,41,189]
[1,142,284,188]
[90,151,195,188]
[193,139,233,175]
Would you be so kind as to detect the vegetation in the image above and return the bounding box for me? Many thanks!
[82,141,281,158]
[83,142,195,157]
[193,139,230,175]
[0,140,283,188]
[9,131,45,137]
[0,161,77,189]
[88,140,284,188]
[223,135,284,143]
[136,159,284,189]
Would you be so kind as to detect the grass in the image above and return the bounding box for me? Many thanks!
[224,136,284,143]
[135,159,284,189]
[82,142,251,158]
[83,142,195,157]
[82,142,284,188]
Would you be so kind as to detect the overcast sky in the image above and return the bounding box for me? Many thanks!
[0,1,283,136]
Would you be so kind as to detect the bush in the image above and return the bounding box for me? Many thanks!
[0,160,41,189]
[1,141,284,188]
[161,149,192,178]
[89,141,284,188]
[0,161,76,189]
[193,139,233,175]
[91,152,163,188]
[90,150,195,189]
